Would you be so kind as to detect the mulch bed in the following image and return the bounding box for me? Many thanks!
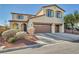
[0,35,39,48]
[0,36,5,46]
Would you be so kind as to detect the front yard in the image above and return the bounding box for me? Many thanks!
[0,29,40,50]
[1,29,79,53]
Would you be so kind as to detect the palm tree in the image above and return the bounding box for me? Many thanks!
[64,11,79,33]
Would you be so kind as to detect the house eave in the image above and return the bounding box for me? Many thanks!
[9,20,29,22]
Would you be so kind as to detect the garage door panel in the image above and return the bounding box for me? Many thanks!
[34,24,51,33]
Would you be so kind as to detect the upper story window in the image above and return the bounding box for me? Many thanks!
[18,15,24,19]
[46,9,54,17]
[56,11,62,18]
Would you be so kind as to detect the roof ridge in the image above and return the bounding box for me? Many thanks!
[11,12,35,16]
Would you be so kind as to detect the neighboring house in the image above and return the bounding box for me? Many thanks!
[0,25,8,32]
[9,4,65,33]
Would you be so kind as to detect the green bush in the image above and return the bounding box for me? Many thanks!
[8,37,16,43]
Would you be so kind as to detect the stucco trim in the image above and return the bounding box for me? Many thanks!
[33,22,52,25]
[30,14,45,19]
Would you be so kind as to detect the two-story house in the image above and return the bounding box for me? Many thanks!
[9,4,65,33]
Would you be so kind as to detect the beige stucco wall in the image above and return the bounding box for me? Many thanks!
[12,14,29,21]
[30,16,64,24]
[10,22,27,31]
[36,5,64,17]
[10,13,30,31]
[30,15,64,33]
[51,23,55,33]
[60,24,64,32]
[36,9,44,16]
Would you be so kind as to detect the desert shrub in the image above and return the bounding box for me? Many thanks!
[8,37,16,43]
[0,29,6,36]
[0,32,3,36]
[2,29,18,40]
[15,31,27,39]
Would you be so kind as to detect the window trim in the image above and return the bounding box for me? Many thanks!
[56,11,62,18]
[46,9,54,17]
[17,15,24,19]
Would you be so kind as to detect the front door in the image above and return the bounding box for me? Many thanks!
[55,25,60,33]
[23,24,27,31]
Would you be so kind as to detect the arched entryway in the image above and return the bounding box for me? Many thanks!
[23,24,27,32]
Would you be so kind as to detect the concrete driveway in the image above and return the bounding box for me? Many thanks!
[1,33,79,54]
[36,33,79,42]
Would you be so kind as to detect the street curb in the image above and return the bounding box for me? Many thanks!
[0,44,44,53]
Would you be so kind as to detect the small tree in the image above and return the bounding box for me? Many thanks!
[64,11,79,33]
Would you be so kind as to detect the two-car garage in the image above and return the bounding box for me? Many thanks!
[34,23,51,33]
[33,23,62,33]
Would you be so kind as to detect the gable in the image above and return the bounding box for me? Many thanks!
[42,4,65,12]
[36,9,44,16]
[36,5,65,16]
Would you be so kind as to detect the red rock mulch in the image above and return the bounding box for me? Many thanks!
[0,36,5,46]
[0,35,39,48]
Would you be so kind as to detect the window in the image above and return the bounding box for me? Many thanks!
[18,15,24,19]
[46,9,54,17]
[56,11,62,18]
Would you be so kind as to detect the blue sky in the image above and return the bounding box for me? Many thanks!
[0,4,79,25]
